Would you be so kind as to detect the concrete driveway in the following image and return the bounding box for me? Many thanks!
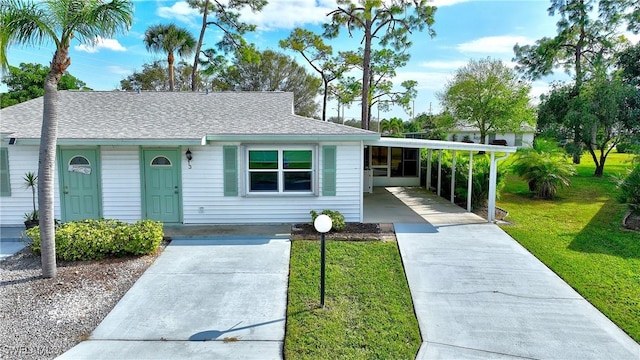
[390,187,640,359]
[58,231,290,360]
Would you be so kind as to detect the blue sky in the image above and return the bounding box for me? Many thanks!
[4,0,639,121]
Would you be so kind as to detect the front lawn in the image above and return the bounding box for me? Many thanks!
[499,152,640,342]
[285,240,421,359]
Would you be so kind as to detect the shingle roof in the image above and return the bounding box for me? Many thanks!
[0,91,378,143]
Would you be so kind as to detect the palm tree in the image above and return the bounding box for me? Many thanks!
[0,0,133,278]
[144,24,196,91]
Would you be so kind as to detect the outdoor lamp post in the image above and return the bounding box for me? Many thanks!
[314,214,332,308]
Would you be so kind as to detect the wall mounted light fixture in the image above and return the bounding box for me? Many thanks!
[186,148,193,169]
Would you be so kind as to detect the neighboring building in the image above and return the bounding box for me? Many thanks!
[0,91,379,225]
[447,125,535,148]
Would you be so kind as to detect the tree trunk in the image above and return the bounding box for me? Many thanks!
[322,77,329,122]
[39,50,68,278]
[168,52,175,91]
[191,0,210,92]
[361,17,372,130]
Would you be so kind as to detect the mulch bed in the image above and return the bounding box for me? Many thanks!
[291,222,396,241]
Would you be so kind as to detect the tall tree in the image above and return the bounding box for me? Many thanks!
[212,50,321,117]
[616,43,640,86]
[437,58,536,145]
[513,0,639,162]
[144,23,196,92]
[580,72,640,176]
[187,0,266,92]
[0,0,133,278]
[280,28,349,122]
[120,60,196,92]
[1,62,87,108]
[324,0,436,130]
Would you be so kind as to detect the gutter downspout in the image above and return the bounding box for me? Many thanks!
[487,152,510,223]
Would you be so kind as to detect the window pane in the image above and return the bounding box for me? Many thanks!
[250,172,278,191]
[284,150,312,169]
[403,161,418,177]
[284,172,312,191]
[70,156,90,166]
[391,148,403,176]
[249,151,278,169]
[373,168,388,177]
[151,156,171,166]
[371,146,388,166]
[404,148,418,161]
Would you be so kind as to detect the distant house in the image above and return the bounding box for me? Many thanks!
[0,91,517,226]
[447,125,535,148]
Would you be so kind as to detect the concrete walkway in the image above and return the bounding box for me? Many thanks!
[390,187,640,359]
[58,227,291,360]
[0,226,26,261]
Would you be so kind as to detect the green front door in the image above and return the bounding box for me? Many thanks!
[60,148,101,221]
[142,149,181,223]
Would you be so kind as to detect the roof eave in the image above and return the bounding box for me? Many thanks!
[206,134,380,142]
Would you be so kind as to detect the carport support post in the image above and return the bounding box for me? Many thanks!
[488,152,511,222]
[437,150,442,196]
[426,149,432,191]
[467,151,473,212]
[450,150,456,204]
[488,152,496,222]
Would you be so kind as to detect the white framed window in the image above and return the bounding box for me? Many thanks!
[246,148,314,194]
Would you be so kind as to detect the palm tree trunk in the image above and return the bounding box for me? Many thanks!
[168,52,175,91]
[39,68,62,278]
[361,18,372,130]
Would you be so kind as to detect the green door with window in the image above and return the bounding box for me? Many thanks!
[60,148,101,221]
[142,149,181,223]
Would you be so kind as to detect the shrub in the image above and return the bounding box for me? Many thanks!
[510,138,575,200]
[423,151,506,210]
[310,209,346,232]
[616,160,640,215]
[26,219,163,261]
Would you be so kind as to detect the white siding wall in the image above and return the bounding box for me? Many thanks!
[101,146,141,222]
[0,146,61,226]
[182,142,363,224]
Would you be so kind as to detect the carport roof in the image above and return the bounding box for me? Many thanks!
[366,137,518,153]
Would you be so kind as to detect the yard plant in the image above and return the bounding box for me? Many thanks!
[26,219,163,261]
[499,152,640,342]
[285,240,420,359]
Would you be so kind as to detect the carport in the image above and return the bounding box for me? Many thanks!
[363,138,518,222]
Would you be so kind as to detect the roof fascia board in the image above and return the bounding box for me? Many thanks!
[14,137,207,146]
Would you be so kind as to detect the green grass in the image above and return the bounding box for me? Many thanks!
[285,240,421,360]
[499,152,640,342]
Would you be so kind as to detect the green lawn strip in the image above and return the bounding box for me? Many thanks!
[499,153,640,342]
[285,240,421,360]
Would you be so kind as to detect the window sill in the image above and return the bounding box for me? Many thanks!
[244,192,316,198]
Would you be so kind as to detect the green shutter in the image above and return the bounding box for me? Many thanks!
[322,146,336,196]
[0,147,10,196]
[223,146,238,196]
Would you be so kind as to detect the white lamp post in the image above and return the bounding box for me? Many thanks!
[314,214,332,308]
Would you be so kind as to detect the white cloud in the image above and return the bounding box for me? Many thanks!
[157,1,200,24]
[457,35,534,54]
[107,66,132,75]
[394,71,453,90]
[240,0,337,30]
[419,60,468,70]
[529,80,551,104]
[74,37,126,53]
[431,0,469,6]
